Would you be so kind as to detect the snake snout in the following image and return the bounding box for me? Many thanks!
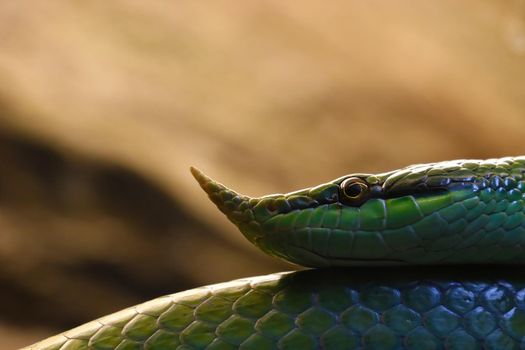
[190,167,252,224]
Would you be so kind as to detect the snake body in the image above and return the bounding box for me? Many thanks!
[25,157,525,349]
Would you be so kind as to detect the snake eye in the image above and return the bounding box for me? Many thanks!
[340,177,369,202]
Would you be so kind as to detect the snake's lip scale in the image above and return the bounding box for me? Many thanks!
[287,243,409,266]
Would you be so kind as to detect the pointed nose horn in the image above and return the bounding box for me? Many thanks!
[190,167,251,224]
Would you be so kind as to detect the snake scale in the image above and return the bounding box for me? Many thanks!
[24,157,525,349]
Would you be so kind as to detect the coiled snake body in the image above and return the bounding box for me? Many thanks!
[25,157,525,349]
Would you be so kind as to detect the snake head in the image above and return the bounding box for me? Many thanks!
[191,167,281,251]
[191,167,379,266]
[192,157,525,267]
[191,166,315,261]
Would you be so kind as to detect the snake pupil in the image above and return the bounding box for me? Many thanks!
[345,183,363,197]
[341,177,369,202]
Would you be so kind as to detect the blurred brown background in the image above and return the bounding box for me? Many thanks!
[0,0,525,347]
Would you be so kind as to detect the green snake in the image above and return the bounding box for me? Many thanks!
[24,157,525,349]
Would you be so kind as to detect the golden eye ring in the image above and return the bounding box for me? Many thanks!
[340,177,369,201]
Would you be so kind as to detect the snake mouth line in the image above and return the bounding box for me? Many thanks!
[287,244,408,267]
